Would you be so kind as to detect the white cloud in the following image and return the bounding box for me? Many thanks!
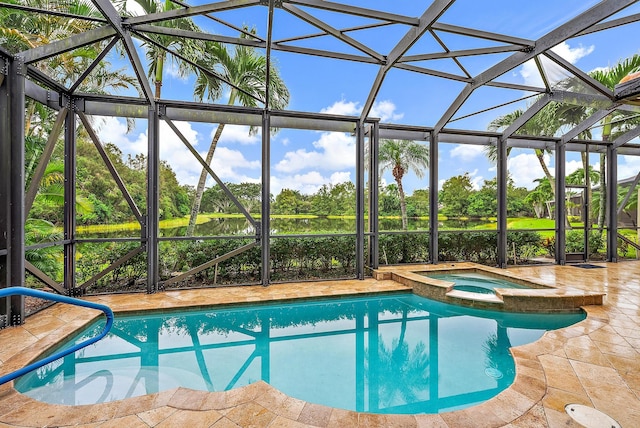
[321,100,359,116]
[164,61,189,81]
[450,144,485,162]
[271,171,325,195]
[270,170,354,195]
[275,132,355,173]
[125,0,145,15]
[95,117,261,187]
[370,100,404,122]
[214,124,261,145]
[508,152,548,189]
[208,147,260,184]
[468,169,483,190]
[589,66,609,74]
[617,155,640,181]
[93,116,138,149]
[507,151,590,190]
[552,42,595,65]
[320,99,403,121]
[330,171,351,184]
[275,99,404,177]
[565,159,582,177]
[519,42,594,87]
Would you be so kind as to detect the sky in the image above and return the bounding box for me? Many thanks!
[94,0,640,197]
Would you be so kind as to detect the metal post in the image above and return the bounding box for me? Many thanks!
[63,104,77,294]
[147,106,160,292]
[261,111,271,286]
[429,132,439,264]
[355,122,365,279]
[584,144,590,260]
[368,121,379,269]
[0,56,10,325]
[606,146,617,262]
[555,142,566,265]
[497,137,508,268]
[9,56,25,323]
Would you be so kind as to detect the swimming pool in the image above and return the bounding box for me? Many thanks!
[16,293,584,414]
[426,272,534,295]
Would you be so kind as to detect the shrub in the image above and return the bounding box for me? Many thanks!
[378,233,430,264]
[566,230,603,256]
[507,231,543,263]
[438,232,497,264]
[76,242,147,293]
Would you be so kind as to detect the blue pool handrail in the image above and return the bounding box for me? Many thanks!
[0,287,114,385]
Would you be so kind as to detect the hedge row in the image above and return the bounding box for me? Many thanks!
[74,231,547,292]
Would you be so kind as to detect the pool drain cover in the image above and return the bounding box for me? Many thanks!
[565,404,621,428]
[484,368,503,379]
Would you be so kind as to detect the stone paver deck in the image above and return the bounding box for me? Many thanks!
[0,261,638,427]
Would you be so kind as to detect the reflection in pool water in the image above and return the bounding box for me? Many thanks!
[17,294,584,414]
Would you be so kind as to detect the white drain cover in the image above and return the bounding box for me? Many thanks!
[565,404,621,428]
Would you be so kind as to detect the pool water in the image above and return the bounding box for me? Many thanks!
[427,272,532,294]
[16,293,584,414]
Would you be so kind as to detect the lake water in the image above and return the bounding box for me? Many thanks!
[77,217,495,238]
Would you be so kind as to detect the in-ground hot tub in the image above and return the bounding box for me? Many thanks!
[376,265,605,312]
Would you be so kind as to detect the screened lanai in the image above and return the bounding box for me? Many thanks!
[2,0,640,325]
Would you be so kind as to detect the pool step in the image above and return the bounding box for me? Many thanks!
[445,289,505,309]
[446,289,503,303]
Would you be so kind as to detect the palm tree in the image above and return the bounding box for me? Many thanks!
[550,55,640,234]
[25,162,94,280]
[127,0,202,99]
[525,177,554,219]
[378,139,429,231]
[30,161,94,215]
[1,0,137,129]
[185,32,290,236]
[0,0,101,55]
[486,104,561,195]
[374,337,430,411]
[589,55,640,234]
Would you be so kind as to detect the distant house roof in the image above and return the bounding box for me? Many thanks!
[620,71,640,83]
[591,175,640,191]
[615,72,640,106]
